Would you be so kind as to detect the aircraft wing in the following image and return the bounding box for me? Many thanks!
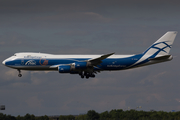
[87,53,114,66]
[50,53,114,68]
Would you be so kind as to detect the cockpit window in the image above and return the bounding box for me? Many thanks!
[14,54,16,56]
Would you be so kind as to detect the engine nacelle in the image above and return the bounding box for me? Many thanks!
[58,65,71,73]
[58,61,92,73]
[72,61,88,69]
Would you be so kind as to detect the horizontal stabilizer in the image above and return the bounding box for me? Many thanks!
[148,55,171,61]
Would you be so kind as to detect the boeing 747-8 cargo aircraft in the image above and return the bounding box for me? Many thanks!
[2,31,177,78]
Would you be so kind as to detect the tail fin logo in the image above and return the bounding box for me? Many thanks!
[144,41,172,56]
[128,31,177,67]
[144,31,177,56]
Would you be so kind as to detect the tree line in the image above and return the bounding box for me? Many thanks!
[75,109,180,120]
[0,113,49,120]
[1,109,180,120]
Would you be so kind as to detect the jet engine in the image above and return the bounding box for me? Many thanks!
[72,62,87,69]
[58,61,92,74]
[58,65,71,73]
[71,61,92,69]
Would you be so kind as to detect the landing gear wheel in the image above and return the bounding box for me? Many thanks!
[17,69,22,77]
[91,74,95,78]
[18,74,22,77]
[81,75,84,78]
[86,75,89,79]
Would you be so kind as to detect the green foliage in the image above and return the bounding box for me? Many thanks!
[0,113,50,120]
[75,114,87,120]
[24,113,35,120]
[86,110,100,120]
[59,115,75,120]
[36,115,49,120]
[2,110,180,120]
[0,113,16,120]
[16,115,24,120]
[100,111,110,120]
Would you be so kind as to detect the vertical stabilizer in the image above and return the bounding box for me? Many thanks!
[143,31,177,56]
[129,31,177,68]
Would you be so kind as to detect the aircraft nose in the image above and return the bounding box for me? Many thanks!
[2,60,6,65]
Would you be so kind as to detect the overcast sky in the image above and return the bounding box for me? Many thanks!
[0,0,180,116]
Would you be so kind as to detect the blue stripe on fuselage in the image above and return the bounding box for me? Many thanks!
[5,54,144,71]
[100,54,143,70]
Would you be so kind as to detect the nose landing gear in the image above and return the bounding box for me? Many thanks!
[18,69,22,77]
[18,74,22,77]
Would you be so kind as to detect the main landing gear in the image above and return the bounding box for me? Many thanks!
[18,69,22,77]
[79,72,95,79]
